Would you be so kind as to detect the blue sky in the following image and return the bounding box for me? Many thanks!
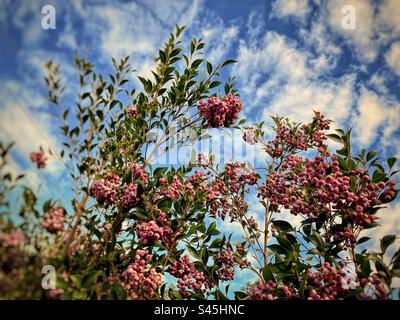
[1,0,400,292]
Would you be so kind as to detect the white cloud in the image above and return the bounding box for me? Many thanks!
[201,24,239,64]
[326,0,378,62]
[11,1,47,46]
[271,0,400,67]
[233,29,356,129]
[368,71,390,95]
[233,31,311,108]
[0,81,64,176]
[299,17,342,73]
[385,42,400,77]
[90,2,159,58]
[265,75,356,128]
[325,0,400,65]
[56,8,78,50]
[377,0,400,39]
[62,0,206,82]
[361,203,400,263]
[271,0,311,21]
[353,88,400,151]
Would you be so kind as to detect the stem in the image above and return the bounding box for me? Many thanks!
[264,199,270,267]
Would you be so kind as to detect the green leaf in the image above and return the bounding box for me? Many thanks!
[70,275,82,289]
[82,270,101,288]
[299,272,307,296]
[224,83,230,95]
[366,150,377,162]
[63,109,69,120]
[42,199,52,212]
[221,59,237,67]
[191,59,203,69]
[132,209,149,220]
[302,224,312,236]
[81,92,91,100]
[200,248,209,264]
[372,171,387,183]
[96,110,104,121]
[187,245,199,259]
[56,277,69,290]
[326,134,342,144]
[159,50,166,63]
[309,231,325,250]
[337,156,348,171]
[380,235,396,253]
[215,289,228,300]
[210,238,223,248]
[111,282,126,300]
[72,291,87,299]
[170,48,182,57]
[110,100,121,109]
[272,220,294,232]
[276,236,293,252]
[387,157,397,169]
[207,221,220,235]
[234,291,248,300]
[209,81,221,89]
[269,244,288,255]
[356,254,371,278]
[391,250,400,269]
[262,265,275,282]
[206,61,212,75]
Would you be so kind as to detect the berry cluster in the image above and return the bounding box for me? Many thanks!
[196,153,211,168]
[265,112,331,158]
[207,179,248,221]
[42,207,65,234]
[127,105,137,117]
[92,167,148,209]
[306,262,352,300]
[135,220,164,245]
[188,170,207,185]
[156,175,183,200]
[187,170,239,221]
[359,273,388,299]
[224,162,257,193]
[127,162,148,185]
[213,249,236,281]
[122,249,162,300]
[197,95,242,128]
[249,280,296,299]
[121,183,140,209]
[332,227,356,246]
[30,147,47,169]
[153,205,183,247]
[0,230,25,248]
[243,127,257,145]
[169,255,213,297]
[258,152,396,230]
[92,173,120,205]
[203,162,258,222]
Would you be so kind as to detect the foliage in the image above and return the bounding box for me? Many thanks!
[0,26,399,300]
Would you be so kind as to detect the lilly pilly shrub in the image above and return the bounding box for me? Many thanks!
[0,25,399,300]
